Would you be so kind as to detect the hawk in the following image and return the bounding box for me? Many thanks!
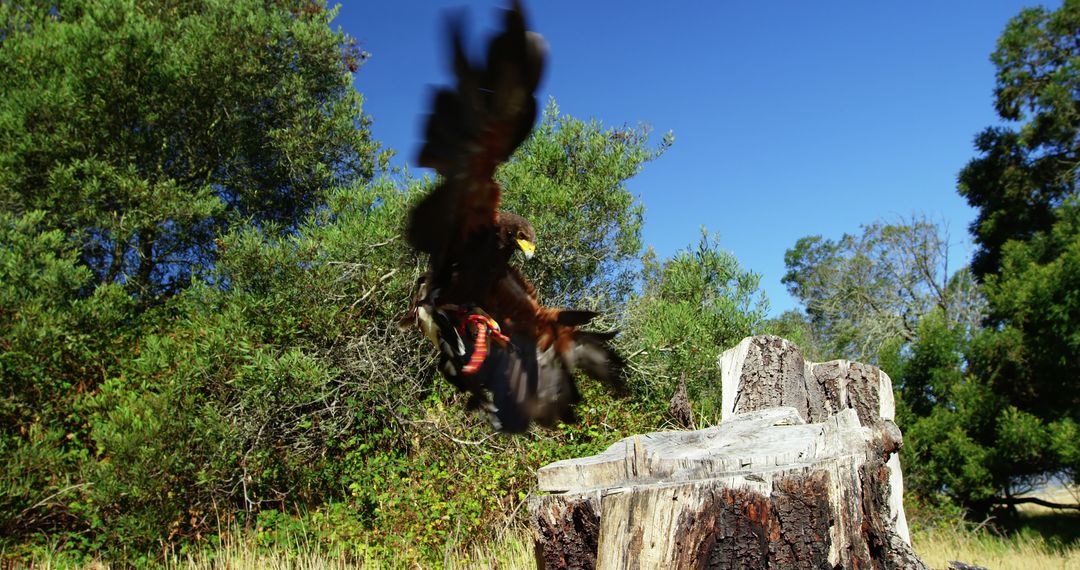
[402,1,624,432]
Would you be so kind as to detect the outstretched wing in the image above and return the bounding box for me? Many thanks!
[404,265,625,433]
[407,1,546,258]
[402,2,625,433]
[416,309,625,433]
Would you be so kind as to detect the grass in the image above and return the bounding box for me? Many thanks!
[19,522,1079,570]
[14,525,1080,570]
[11,488,1080,569]
[914,526,1080,570]
[178,529,532,570]
[158,496,1080,570]
[913,485,1080,570]
[9,529,537,570]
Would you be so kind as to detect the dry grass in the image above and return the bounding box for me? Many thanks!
[914,527,1080,570]
[12,529,537,570]
[159,531,536,570]
[151,511,1080,570]
[162,545,367,570]
[913,484,1080,570]
[14,489,1080,569]
[445,530,534,570]
[17,525,1080,570]
[17,527,1080,570]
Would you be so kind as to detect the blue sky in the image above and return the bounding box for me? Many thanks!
[338,1,1054,316]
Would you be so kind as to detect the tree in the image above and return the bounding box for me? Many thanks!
[0,0,384,299]
[0,95,681,561]
[0,0,384,557]
[80,105,676,558]
[895,310,1080,515]
[499,100,673,309]
[958,0,1080,280]
[0,211,132,540]
[782,216,984,362]
[883,1,1080,515]
[954,0,1080,495]
[622,230,769,420]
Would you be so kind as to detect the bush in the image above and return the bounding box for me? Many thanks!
[0,94,768,565]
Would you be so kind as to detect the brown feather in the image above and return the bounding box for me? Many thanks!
[402,2,623,432]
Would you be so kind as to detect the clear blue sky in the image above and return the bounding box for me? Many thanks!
[338,1,1054,316]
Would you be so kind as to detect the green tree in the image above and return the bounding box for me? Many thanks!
[92,104,677,559]
[500,100,672,309]
[954,0,1080,497]
[622,230,768,420]
[895,312,1078,515]
[0,211,132,544]
[0,0,384,299]
[75,177,427,556]
[0,1,769,561]
[779,211,1075,513]
[0,98,684,562]
[0,0,383,558]
[893,311,995,507]
[882,1,1080,516]
[958,0,1080,280]
[782,216,984,362]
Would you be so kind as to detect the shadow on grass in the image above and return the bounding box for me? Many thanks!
[1002,510,1080,550]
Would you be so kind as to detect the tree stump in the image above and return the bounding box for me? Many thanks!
[530,335,927,569]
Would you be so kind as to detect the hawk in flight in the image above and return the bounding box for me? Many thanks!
[402,1,624,432]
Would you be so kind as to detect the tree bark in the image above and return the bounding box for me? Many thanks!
[531,335,927,570]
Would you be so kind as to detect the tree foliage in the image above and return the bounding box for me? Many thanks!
[0,35,757,561]
[0,0,384,299]
[0,211,132,540]
[950,0,1080,499]
[894,311,1080,514]
[782,216,984,362]
[500,100,672,308]
[622,230,768,420]
[0,1,773,565]
[959,0,1080,280]
[782,0,1080,509]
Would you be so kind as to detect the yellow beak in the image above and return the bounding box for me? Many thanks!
[516,239,536,260]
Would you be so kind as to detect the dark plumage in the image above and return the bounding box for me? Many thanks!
[402,1,624,433]
[403,213,624,432]
[407,0,546,267]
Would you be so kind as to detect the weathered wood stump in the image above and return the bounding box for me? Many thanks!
[530,335,927,569]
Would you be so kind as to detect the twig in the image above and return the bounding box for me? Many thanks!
[350,268,398,309]
[971,513,995,533]
[403,418,503,448]
[367,236,398,249]
[19,483,92,519]
[500,490,532,539]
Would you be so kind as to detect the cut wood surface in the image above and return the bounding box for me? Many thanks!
[530,335,927,570]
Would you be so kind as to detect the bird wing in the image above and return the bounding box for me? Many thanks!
[469,267,627,431]
[402,2,624,433]
[407,1,546,258]
[404,268,625,433]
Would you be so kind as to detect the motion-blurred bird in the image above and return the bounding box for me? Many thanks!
[402,1,624,432]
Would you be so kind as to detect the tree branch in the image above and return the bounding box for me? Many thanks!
[993,496,1080,510]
